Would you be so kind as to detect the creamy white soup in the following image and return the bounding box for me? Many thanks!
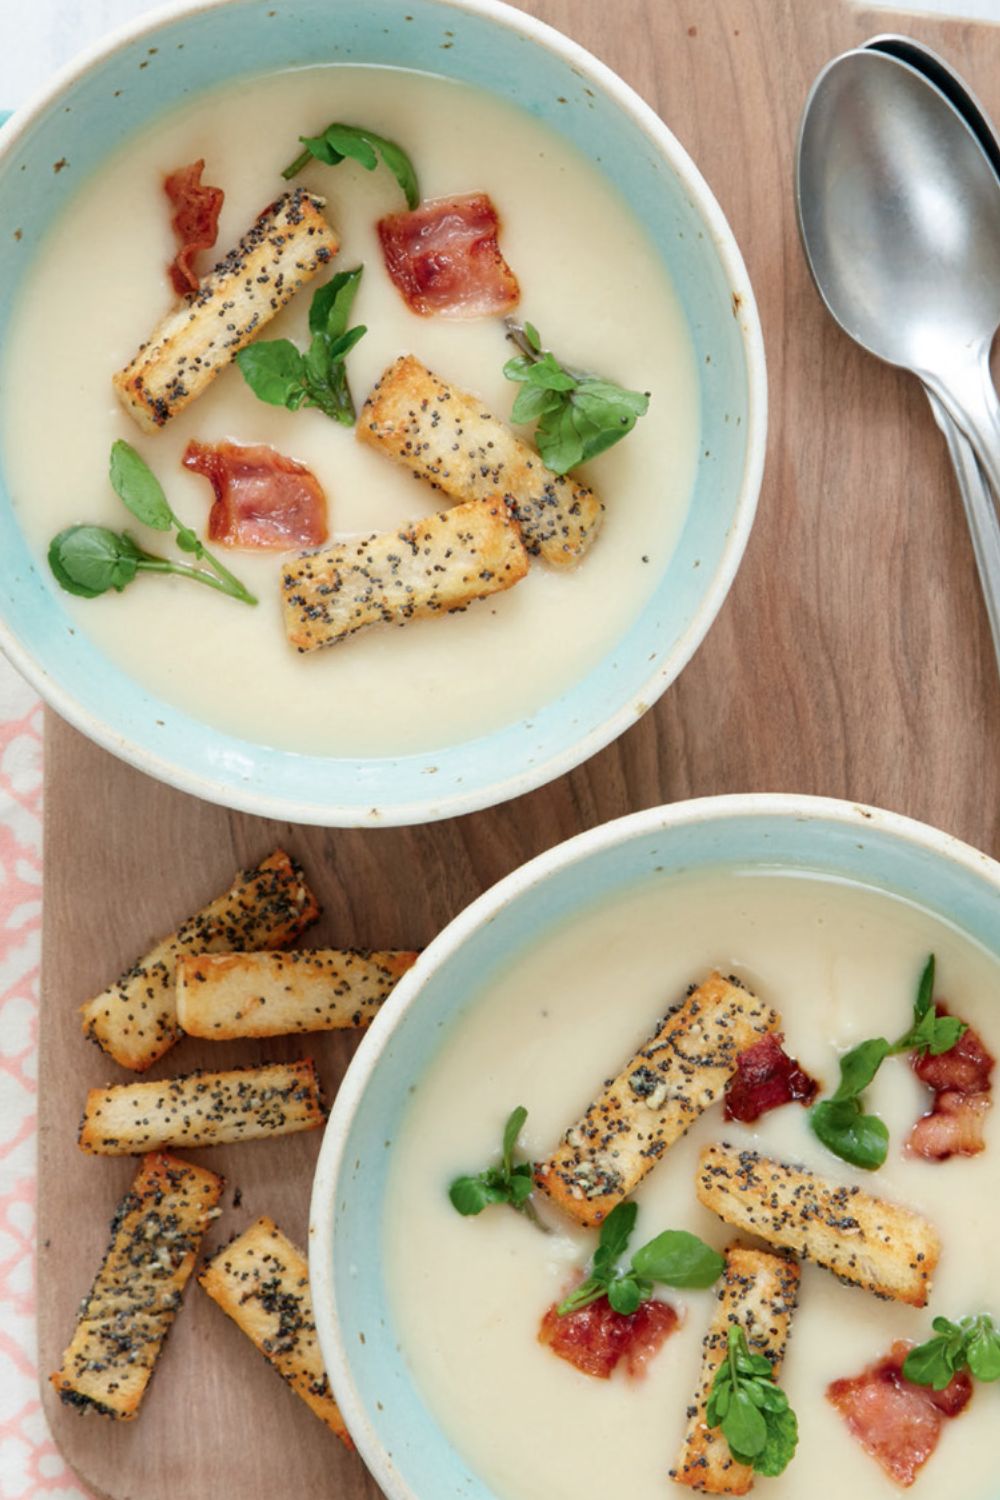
[385,869,1000,1500]
[1,66,698,756]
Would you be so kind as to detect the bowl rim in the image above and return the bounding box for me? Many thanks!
[309,790,1000,1497]
[0,0,767,826]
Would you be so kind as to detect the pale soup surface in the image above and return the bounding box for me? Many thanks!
[2,65,698,756]
[385,869,1000,1500]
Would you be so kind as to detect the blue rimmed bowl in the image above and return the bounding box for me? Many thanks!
[309,792,1000,1496]
[0,0,765,825]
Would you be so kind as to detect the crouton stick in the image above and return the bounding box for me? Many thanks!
[80,849,320,1073]
[199,1216,351,1446]
[535,973,780,1227]
[357,354,603,566]
[51,1152,223,1419]
[672,1246,800,1494]
[281,496,528,652]
[695,1143,940,1306]
[78,1061,326,1155]
[176,948,419,1038]
[114,188,339,431]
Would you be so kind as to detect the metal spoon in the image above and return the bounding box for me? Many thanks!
[862,35,1000,662]
[797,49,1000,494]
[797,46,1000,669]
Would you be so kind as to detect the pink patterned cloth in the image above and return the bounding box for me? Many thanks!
[0,657,88,1498]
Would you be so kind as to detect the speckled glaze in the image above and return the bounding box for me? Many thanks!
[0,0,766,825]
[309,793,1000,1499]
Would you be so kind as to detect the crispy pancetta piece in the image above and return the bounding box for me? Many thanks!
[723,1033,819,1123]
[538,1294,678,1380]
[827,1340,972,1486]
[908,1006,994,1160]
[183,440,329,550]
[377,192,519,317]
[164,158,224,295]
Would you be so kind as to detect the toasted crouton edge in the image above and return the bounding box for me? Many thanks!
[671,1245,801,1494]
[51,1152,224,1419]
[280,495,529,652]
[176,948,419,1038]
[114,189,339,431]
[199,1216,352,1446]
[80,849,320,1073]
[78,1060,327,1156]
[357,353,604,567]
[535,973,780,1227]
[695,1143,940,1306]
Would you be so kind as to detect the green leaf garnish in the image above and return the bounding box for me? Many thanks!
[503,320,650,476]
[49,444,256,607]
[705,1327,798,1477]
[109,441,173,530]
[809,954,966,1170]
[48,525,255,605]
[282,123,419,207]
[236,268,366,425]
[891,956,968,1057]
[448,1106,545,1229]
[904,1313,1000,1390]
[556,1202,723,1317]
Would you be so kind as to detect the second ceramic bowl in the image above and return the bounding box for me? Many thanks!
[310,792,1000,1496]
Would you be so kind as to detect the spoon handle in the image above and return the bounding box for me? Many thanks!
[925,386,1000,675]
[925,346,1000,503]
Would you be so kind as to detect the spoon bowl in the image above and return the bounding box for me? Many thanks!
[797,48,1000,371]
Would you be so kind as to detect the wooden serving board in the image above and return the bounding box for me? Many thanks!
[38,1,1000,1496]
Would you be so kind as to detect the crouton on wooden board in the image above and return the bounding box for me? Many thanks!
[50,1152,223,1419]
[199,1216,351,1445]
[80,849,320,1073]
[78,1061,326,1155]
[176,948,418,1038]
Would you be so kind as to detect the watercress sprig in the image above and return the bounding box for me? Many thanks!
[556,1200,724,1317]
[282,123,419,207]
[809,955,966,1170]
[449,1106,546,1230]
[705,1326,798,1477]
[236,268,367,424]
[503,319,650,476]
[48,443,257,606]
[903,1314,1000,1390]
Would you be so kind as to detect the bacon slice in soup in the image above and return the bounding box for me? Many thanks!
[723,1032,819,1123]
[908,1006,994,1160]
[164,159,224,296]
[538,1294,678,1380]
[827,1340,972,1486]
[182,440,328,550]
[377,193,520,317]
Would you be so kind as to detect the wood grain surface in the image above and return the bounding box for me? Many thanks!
[38,2,1000,1496]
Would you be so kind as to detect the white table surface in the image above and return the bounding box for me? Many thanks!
[0,0,996,1496]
